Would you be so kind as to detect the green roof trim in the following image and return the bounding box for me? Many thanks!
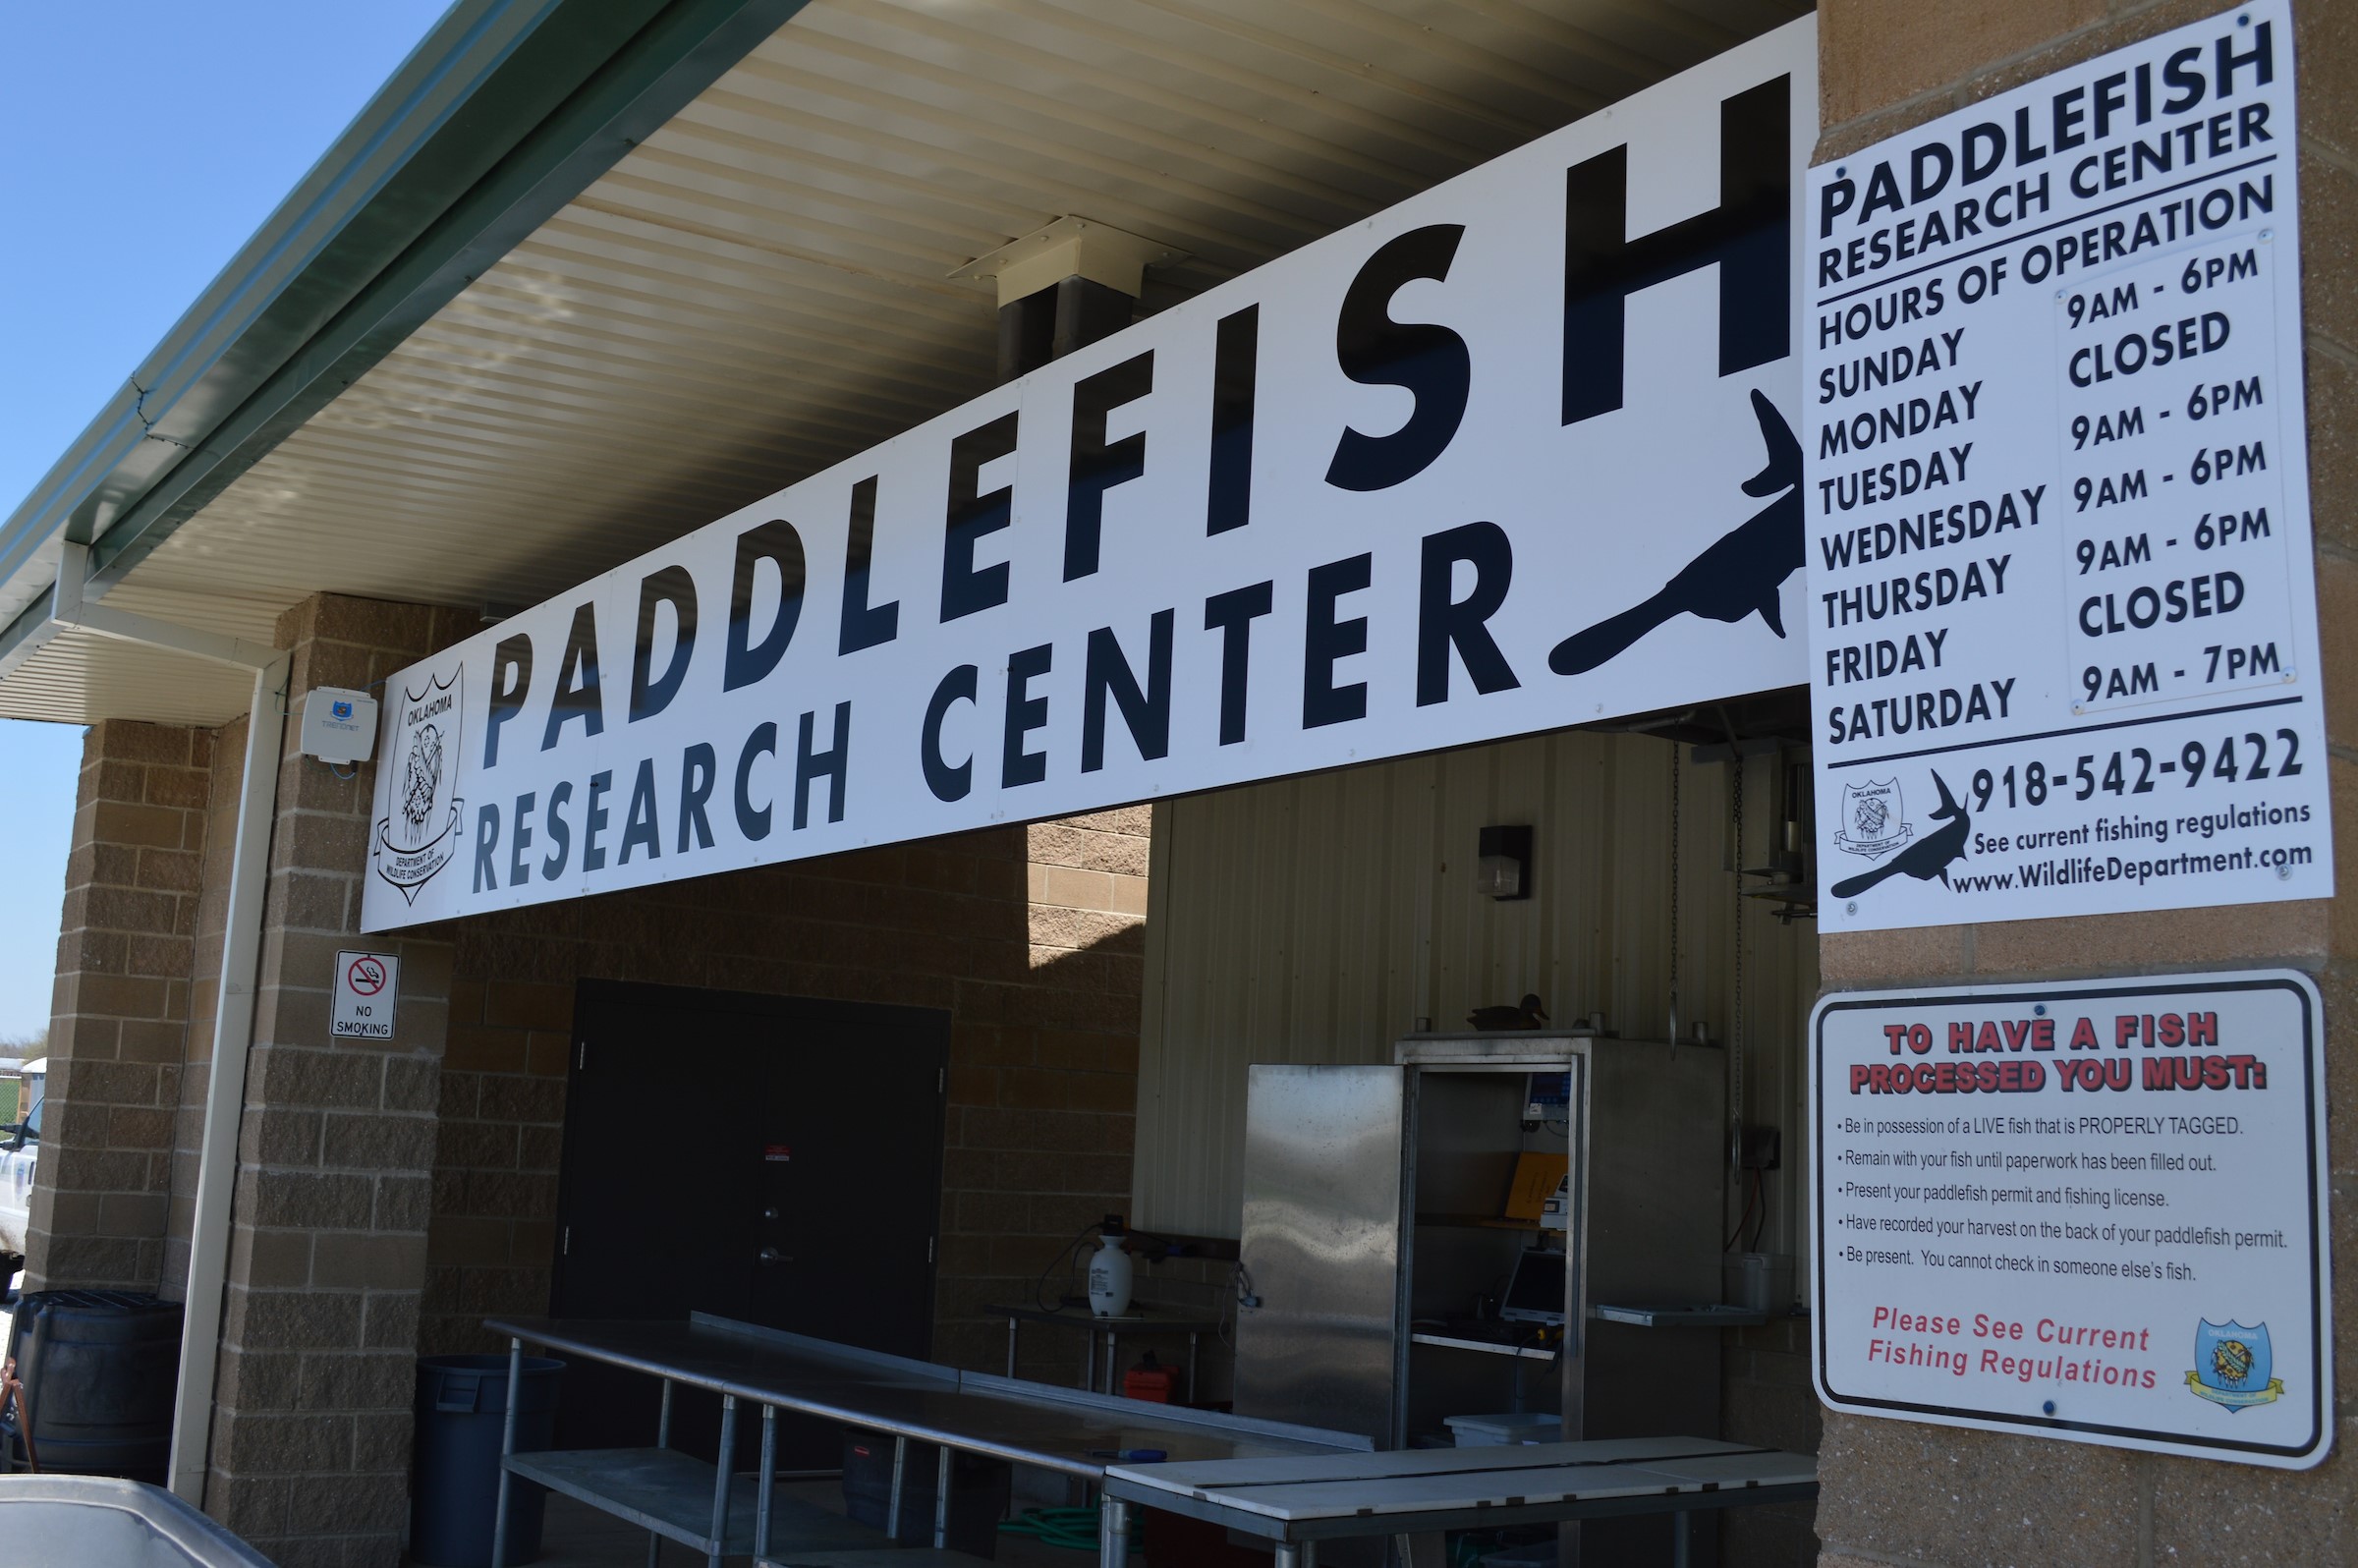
[0,0,808,645]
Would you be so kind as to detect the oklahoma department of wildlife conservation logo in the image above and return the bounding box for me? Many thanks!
[2187,1319,2282,1410]
[371,669,464,905]
[1834,777,1913,859]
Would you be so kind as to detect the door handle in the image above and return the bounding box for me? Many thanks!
[758,1246,790,1265]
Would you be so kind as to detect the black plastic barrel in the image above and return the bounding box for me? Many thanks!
[842,1430,1009,1558]
[409,1353,564,1568]
[2,1289,183,1483]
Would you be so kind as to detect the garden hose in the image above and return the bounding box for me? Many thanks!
[999,1505,1142,1553]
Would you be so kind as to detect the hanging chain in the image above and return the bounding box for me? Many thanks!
[1730,756,1747,1158]
[1667,742,1680,1040]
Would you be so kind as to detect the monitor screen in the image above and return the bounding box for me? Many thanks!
[1499,1247,1565,1323]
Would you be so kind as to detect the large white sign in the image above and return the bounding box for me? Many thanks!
[1812,971,2330,1469]
[361,24,1816,931]
[1803,1,2330,932]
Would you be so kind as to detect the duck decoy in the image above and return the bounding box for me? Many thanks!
[1467,993,1549,1032]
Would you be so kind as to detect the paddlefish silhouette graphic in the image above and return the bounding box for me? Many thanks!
[1828,770,1972,900]
[1548,388,1802,676]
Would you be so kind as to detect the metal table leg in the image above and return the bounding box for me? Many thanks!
[1104,1330,1119,1395]
[708,1394,738,1568]
[755,1404,776,1562]
[1398,1532,1445,1567]
[1186,1331,1200,1403]
[1083,1326,1096,1391]
[1273,1543,1302,1568]
[887,1434,907,1541]
[649,1380,674,1568]
[1097,1494,1131,1567]
[490,1337,523,1568]
[1006,1315,1020,1378]
[933,1440,953,1550]
[1673,1508,1691,1568]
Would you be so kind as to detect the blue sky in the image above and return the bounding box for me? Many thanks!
[0,2,450,1039]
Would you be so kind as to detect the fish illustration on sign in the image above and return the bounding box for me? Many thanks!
[1827,770,1971,900]
[2188,1319,2283,1410]
[1547,388,1802,676]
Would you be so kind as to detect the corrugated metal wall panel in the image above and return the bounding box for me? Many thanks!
[1136,728,1817,1266]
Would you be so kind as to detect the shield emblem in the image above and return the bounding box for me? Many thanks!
[2188,1319,2281,1410]
[1833,778,1912,859]
[371,668,465,904]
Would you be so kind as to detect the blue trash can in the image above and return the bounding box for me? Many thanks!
[410,1354,564,1567]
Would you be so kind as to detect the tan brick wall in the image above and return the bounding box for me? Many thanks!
[163,713,252,1300]
[1811,2,2358,1563]
[418,806,1151,1387]
[26,720,215,1293]
[202,595,466,1568]
[418,967,562,1357]
[1721,1316,1823,1566]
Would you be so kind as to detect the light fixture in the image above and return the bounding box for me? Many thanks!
[1476,825,1533,900]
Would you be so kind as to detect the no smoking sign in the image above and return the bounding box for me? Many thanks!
[332,950,401,1040]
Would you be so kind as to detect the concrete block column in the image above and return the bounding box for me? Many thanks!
[202,594,466,1568]
[1812,2,2358,1565]
[26,719,216,1294]
[936,807,1150,1376]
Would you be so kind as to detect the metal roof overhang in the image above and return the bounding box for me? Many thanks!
[0,0,1807,727]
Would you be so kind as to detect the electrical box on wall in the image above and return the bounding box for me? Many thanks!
[300,687,378,765]
[1734,1125,1781,1170]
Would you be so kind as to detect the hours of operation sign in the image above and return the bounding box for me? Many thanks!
[1811,971,2330,1468]
[1803,1,2330,931]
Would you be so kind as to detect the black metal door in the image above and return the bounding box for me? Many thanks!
[549,980,950,1468]
[749,1028,944,1357]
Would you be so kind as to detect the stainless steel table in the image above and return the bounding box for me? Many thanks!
[0,1475,277,1568]
[1099,1436,1821,1568]
[983,1302,1223,1399]
[482,1313,1368,1568]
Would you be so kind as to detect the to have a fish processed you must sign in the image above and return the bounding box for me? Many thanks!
[360,25,1818,931]
[1811,972,2330,1469]
[1804,2,2330,932]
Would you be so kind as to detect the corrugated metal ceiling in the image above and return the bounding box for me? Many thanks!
[2,630,255,728]
[19,0,1806,725]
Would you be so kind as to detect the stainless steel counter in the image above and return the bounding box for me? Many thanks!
[480,1313,1369,1567]
[982,1301,1224,1399]
[1100,1436,1820,1568]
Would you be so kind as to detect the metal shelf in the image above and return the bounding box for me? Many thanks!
[1588,1304,1768,1329]
[759,1551,993,1567]
[1410,1331,1558,1362]
[502,1448,884,1556]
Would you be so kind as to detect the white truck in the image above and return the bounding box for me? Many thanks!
[0,1059,45,1267]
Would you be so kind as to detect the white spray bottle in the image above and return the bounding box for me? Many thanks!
[1087,1214,1134,1317]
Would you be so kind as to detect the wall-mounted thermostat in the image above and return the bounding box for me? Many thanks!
[300,687,378,765]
